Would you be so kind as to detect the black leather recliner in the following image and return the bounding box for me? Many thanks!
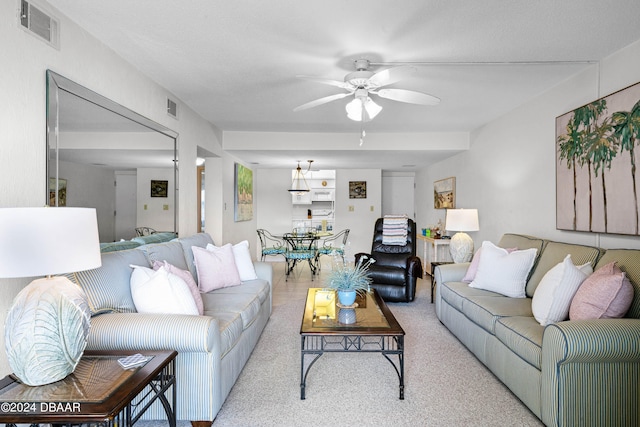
[355,218,422,302]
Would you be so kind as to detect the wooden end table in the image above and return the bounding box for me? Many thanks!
[0,350,177,427]
[430,261,454,303]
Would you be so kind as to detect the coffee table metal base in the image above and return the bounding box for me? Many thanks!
[300,334,404,400]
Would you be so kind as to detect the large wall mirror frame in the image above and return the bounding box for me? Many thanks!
[46,70,179,242]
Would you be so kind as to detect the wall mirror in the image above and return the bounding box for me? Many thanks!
[46,70,179,243]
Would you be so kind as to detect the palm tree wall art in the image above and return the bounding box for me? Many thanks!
[556,81,640,236]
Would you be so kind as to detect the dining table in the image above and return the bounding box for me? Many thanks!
[279,231,332,279]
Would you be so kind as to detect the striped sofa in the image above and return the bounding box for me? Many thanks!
[434,234,640,427]
[68,233,272,424]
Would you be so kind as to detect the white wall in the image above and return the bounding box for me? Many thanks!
[0,0,222,376]
[58,160,116,242]
[334,169,382,258]
[416,39,640,251]
[136,168,175,232]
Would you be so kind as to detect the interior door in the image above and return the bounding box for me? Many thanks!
[382,175,415,220]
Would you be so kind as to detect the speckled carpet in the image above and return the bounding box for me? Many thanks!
[208,281,543,427]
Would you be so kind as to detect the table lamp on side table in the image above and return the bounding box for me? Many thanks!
[0,207,101,386]
[445,208,479,263]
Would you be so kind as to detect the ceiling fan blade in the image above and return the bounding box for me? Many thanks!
[367,66,416,88]
[293,92,352,112]
[296,75,351,89]
[375,88,441,106]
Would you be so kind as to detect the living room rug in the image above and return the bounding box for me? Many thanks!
[210,281,543,426]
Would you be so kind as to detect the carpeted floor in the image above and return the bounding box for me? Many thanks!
[209,274,543,426]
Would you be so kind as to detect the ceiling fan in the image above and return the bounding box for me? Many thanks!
[293,59,440,122]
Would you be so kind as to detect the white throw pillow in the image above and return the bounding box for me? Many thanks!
[129,265,199,315]
[193,244,242,292]
[469,241,537,298]
[531,254,593,326]
[207,240,257,281]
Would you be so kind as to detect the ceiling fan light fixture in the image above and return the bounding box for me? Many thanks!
[346,96,381,122]
[288,160,313,194]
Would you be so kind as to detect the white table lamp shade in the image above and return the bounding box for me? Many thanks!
[445,209,479,263]
[445,209,479,233]
[0,207,101,386]
[0,207,101,278]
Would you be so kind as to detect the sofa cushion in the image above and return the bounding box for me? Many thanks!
[462,246,517,283]
[129,265,199,315]
[201,290,262,330]
[495,316,543,369]
[207,241,258,282]
[440,281,503,312]
[70,248,148,315]
[211,311,245,358]
[469,241,537,298]
[463,295,533,334]
[141,241,191,272]
[131,232,177,245]
[595,249,640,318]
[531,255,592,326]
[100,240,141,253]
[178,233,215,283]
[153,260,204,315]
[525,240,601,298]
[209,278,270,306]
[569,261,634,320]
[193,245,242,292]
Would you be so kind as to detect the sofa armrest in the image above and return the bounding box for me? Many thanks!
[406,256,423,278]
[86,313,220,354]
[541,319,640,426]
[543,319,640,362]
[253,261,272,286]
[434,262,469,284]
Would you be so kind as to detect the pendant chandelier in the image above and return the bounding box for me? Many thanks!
[288,160,313,194]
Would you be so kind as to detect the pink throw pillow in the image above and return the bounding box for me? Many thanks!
[153,260,204,315]
[462,248,483,283]
[569,261,634,320]
[193,244,242,292]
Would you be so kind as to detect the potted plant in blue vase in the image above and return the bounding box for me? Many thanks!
[325,255,375,306]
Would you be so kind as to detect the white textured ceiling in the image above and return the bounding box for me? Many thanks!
[46,0,640,170]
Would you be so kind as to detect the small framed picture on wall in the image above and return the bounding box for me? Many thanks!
[349,181,367,199]
[151,180,168,197]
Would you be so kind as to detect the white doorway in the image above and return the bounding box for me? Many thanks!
[382,174,415,220]
[115,170,137,240]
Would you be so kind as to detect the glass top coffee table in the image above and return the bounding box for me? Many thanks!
[300,288,405,400]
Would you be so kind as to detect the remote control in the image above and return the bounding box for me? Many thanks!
[117,353,151,369]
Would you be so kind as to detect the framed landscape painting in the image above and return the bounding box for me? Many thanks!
[556,80,640,235]
[434,177,455,209]
[234,163,253,222]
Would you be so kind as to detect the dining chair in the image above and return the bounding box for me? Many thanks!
[282,233,318,281]
[256,229,286,261]
[315,229,350,270]
[135,226,157,236]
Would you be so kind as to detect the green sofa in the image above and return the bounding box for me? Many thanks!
[434,233,640,427]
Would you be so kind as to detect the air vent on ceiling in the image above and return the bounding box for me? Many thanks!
[167,98,178,119]
[20,0,59,49]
